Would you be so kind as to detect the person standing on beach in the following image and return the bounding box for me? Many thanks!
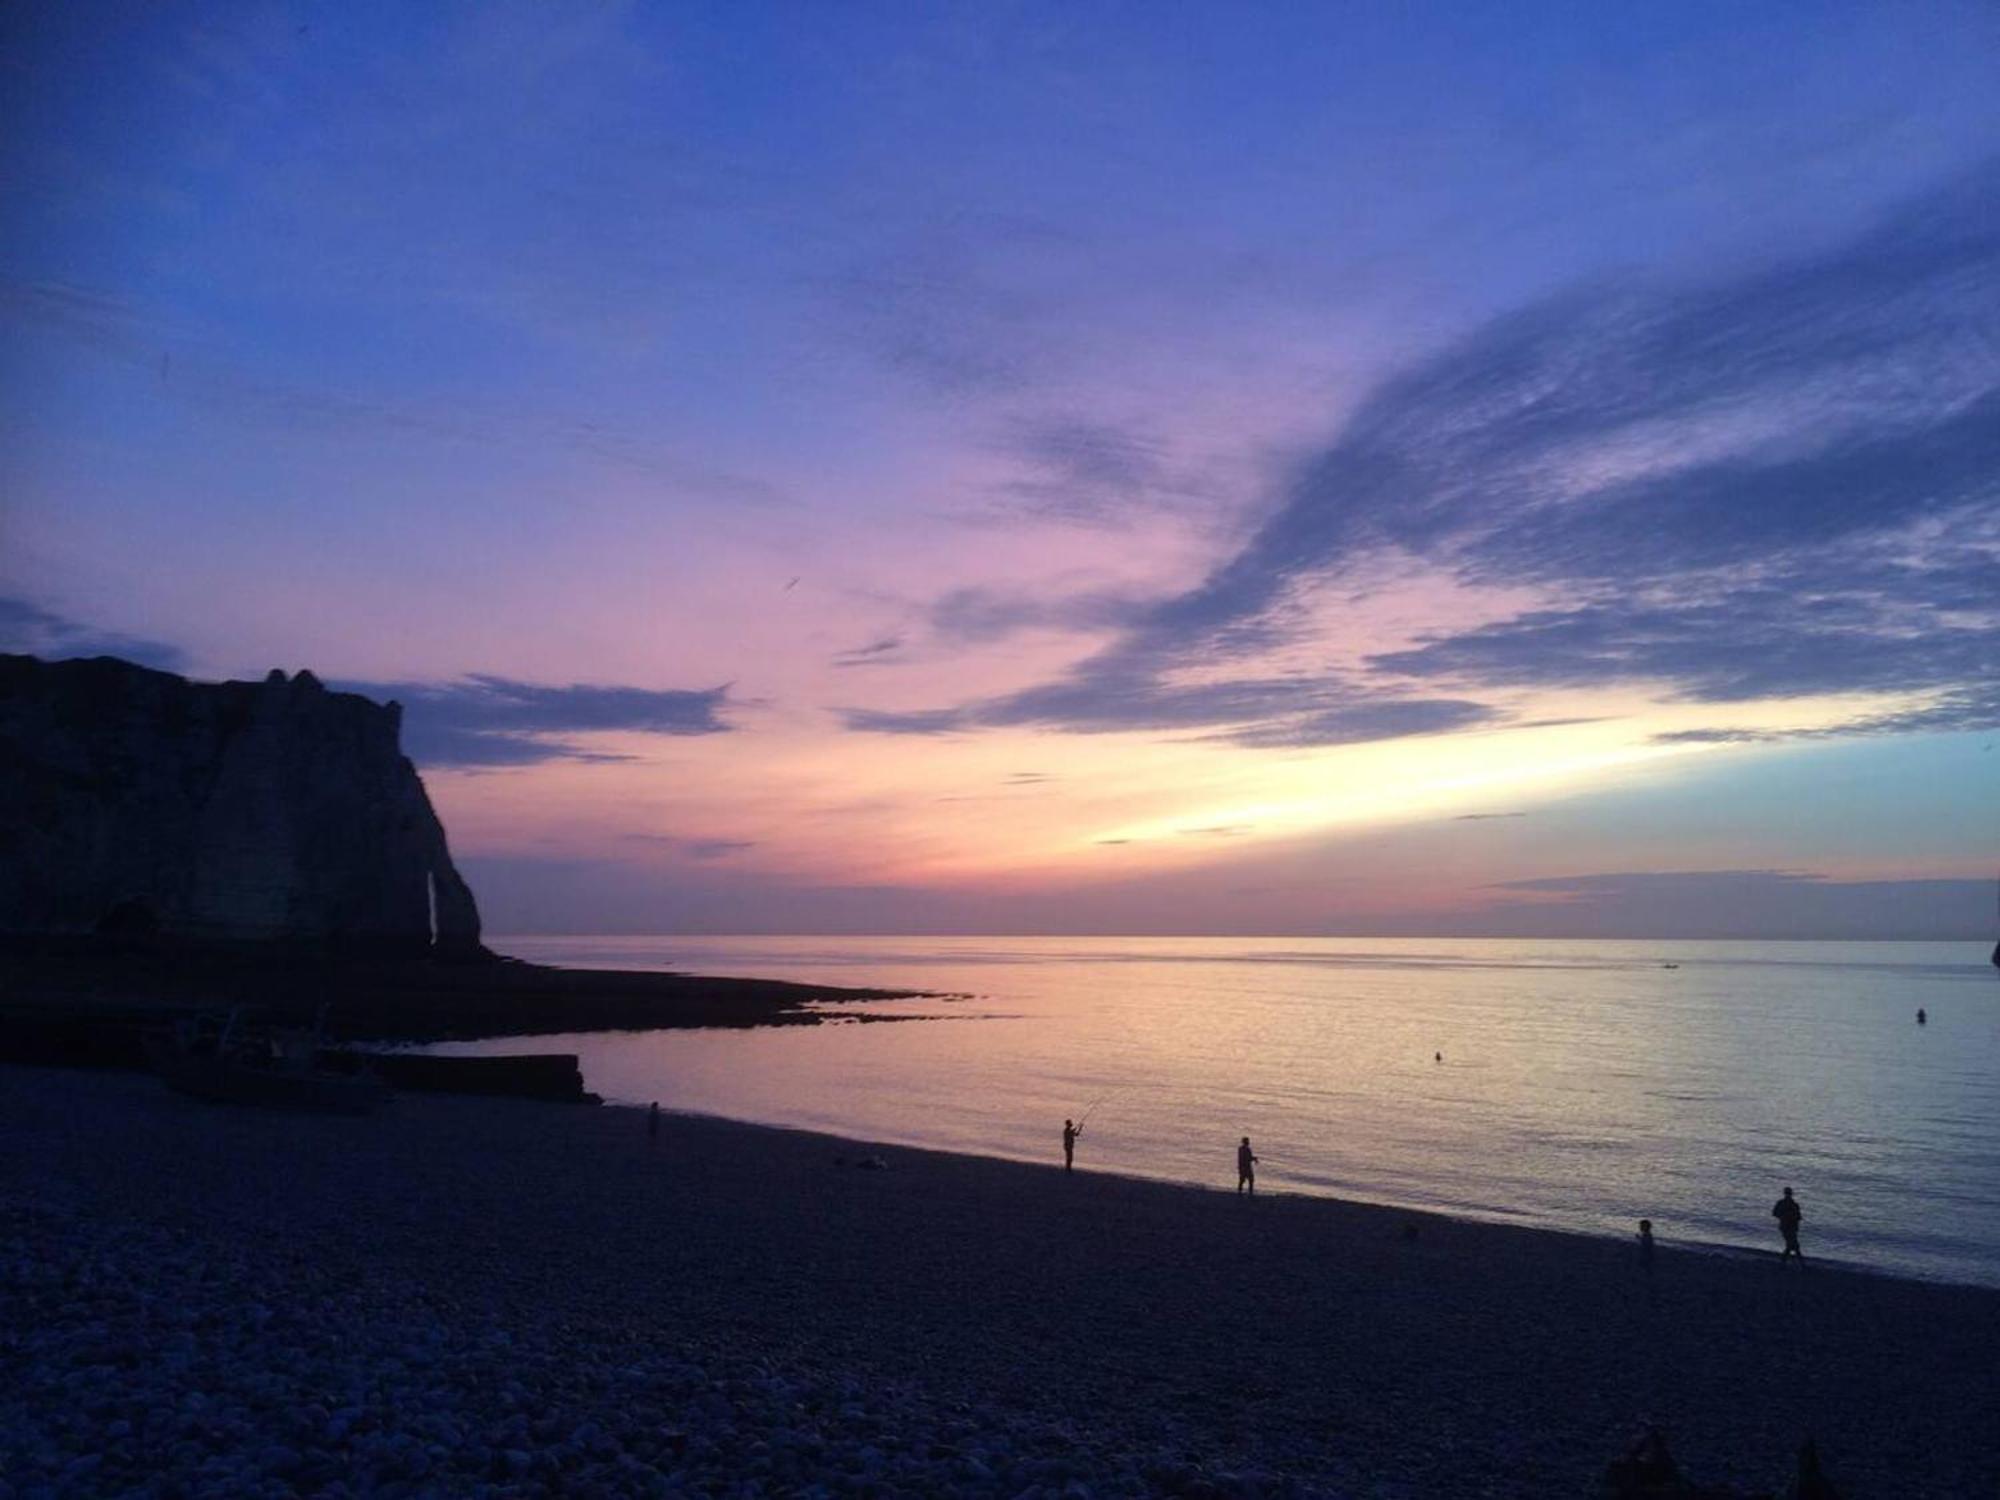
[648,1102,661,1144]
[1062,1118,1081,1173]
[1637,1219,1655,1275]
[1237,1136,1258,1194]
[1772,1186,1806,1265]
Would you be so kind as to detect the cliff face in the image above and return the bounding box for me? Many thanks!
[0,654,482,954]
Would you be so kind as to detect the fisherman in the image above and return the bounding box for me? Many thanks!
[1637,1219,1655,1275]
[1062,1118,1082,1173]
[1772,1186,1806,1265]
[1237,1136,1259,1194]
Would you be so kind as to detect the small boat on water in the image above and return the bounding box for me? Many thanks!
[144,1009,391,1114]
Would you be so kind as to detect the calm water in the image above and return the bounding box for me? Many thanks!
[445,936,2000,1287]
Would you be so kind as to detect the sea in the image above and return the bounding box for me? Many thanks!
[436,936,2000,1288]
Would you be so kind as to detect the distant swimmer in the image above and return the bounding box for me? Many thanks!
[1237,1136,1259,1194]
[1062,1118,1082,1173]
[1916,1008,1927,1025]
[1772,1186,1806,1266]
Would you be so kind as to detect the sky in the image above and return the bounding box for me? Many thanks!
[3,1,1998,937]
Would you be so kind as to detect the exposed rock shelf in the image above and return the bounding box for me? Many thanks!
[0,948,922,1073]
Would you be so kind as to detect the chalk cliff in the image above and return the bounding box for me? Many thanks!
[0,654,482,954]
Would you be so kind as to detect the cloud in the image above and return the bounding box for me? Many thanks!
[1452,811,1526,821]
[685,838,756,859]
[0,597,187,671]
[842,668,1496,748]
[990,417,1166,520]
[821,240,1045,397]
[623,834,757,860]
[927,584,1151,644]
[817,215,1094,398]
[830,635,906,668]
[840,706,967,736]
[841,164,2000,749]
[1159,169,2000,633]
[1651,683,2000,745]
[336,674,732,768]
[1476,869,1995,940]
[970,415,1235,528]
[1221,697,1495,748]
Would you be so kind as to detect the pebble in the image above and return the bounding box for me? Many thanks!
[1,1194,1262,1498]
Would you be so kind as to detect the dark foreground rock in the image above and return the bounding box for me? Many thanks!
[0,947,922,1075]
[4,1066,1996,1498]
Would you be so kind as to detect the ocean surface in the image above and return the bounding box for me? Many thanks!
[444,936,2000,1287]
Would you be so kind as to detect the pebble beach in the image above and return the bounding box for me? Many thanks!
[5,1064,1997,1498]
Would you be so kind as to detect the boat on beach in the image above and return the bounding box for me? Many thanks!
[143,1009,391,1114]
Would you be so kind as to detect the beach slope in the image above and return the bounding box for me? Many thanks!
[4,1065,1995,1497]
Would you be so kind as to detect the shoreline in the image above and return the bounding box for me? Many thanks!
[628,1099,1983,1295]
[7,1063,1997,1497]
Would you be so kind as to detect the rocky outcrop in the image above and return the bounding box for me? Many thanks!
[0,654,482,955]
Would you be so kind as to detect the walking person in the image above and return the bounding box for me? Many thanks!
[1062,1118,1082,1173]
[1772,1186,1806,1266]
[1237,1136,1259,1194]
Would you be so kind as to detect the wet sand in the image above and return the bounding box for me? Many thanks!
[5,1064,1996,1496]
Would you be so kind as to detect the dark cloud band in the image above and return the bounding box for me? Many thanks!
[851,163,2000,749]
[334,674,733,768]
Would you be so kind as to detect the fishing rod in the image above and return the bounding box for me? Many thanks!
[1075,1086,1125,1128]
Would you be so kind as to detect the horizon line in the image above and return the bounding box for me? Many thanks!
[487,930,1998,944]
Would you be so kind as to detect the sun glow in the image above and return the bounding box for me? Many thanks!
[1085,739,1715,851]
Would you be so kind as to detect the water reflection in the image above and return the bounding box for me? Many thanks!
[433,936,2000,1287]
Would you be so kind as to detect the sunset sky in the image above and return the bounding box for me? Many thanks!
[4,2,1997,936]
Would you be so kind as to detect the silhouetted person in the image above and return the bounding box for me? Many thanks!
[1434,1050,1442,1063]
[1637,1218,1655,1275]
[1604,1424,1680,1496]
[1237,1136,1258,1194]
[1062,1118,1081,1172]
[1788,1436,1844,1500]
[648,1101,661,1143]
[1916,1007,1926,1025]
[1773,1186,1806,1265]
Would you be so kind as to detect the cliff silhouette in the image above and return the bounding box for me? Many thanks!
[0,655,916,1060]
[0,654,481,955]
